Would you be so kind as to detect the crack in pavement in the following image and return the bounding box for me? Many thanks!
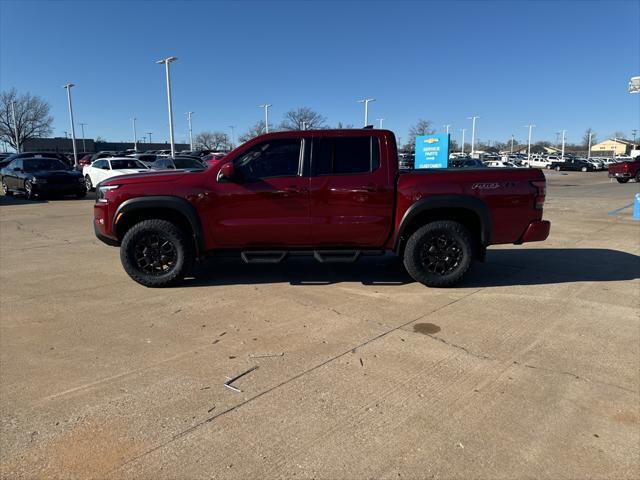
[106,289,483,476]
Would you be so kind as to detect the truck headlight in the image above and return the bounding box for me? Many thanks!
[96,184,120,203]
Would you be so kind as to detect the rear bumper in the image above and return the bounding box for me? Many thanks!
[608,172,631,178]
[515,220,550,244]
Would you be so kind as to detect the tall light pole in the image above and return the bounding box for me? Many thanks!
[186,111,194,150]
[467,116,479,155]
[11,100,19,153]
[147,132,153,145]
[228,125,235,148]
[612,137,618,159]
[302,121,307,131]
[132,117,138,152]
[510,134,515,154]
[377,118,384,129]
[79,123,87,152]
[142,136,147,144]
[525,124,535,163]
[156,56,178,157]
[560,129,566,160]
[460,128,466,154]
[443,124,450,134]
[587,132,593,158]
[357,98,375,126]
[258,104,272,133]
[63,83,78,167]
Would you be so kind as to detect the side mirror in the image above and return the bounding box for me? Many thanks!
[218,162,235,181]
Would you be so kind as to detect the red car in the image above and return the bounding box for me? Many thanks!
[608,157,640,183]
[201,152,226,165]
[93,129,550,287]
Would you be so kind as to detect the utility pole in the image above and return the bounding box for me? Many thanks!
[525,124,535,163]
[632,129,637,143]
[79,123,87,152]
[258,104,272,133]
[10,100,19,153]
[467,116,479,155]
[443,124,450,134]
[147,132,153,145]
[156,56,178,157]
[377,118,384,129]
[460,128,466,154]
[228,125,235,148]
[132,117,138,152]
[63,83,78,167]
[560,129,566,160]
[357,98,375,126]
[186,112,194,150]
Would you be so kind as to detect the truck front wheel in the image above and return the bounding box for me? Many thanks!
[616,178,629,183]
[403,221,474,287]
[120,219,194,287]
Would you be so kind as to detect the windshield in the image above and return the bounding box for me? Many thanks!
[110,159,147,170]
[23,159,68,171]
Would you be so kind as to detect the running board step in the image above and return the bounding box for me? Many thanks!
[313,250,361,263]
[240,251,288,264]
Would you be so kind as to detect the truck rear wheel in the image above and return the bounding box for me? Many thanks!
[120,219,194,287]
[403,221,474,288]
[616,178,629,183]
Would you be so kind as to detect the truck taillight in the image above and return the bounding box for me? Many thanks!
[530,180,546,210]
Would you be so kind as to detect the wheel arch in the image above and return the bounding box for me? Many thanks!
[113,196,205,255]
[394,195,492,258]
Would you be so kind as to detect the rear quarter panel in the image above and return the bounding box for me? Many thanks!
[394,168,545,245]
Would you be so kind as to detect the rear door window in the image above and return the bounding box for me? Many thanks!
[312,136,380,175]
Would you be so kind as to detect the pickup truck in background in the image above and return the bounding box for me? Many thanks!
[93,129,550,288]
[608,157,640,183]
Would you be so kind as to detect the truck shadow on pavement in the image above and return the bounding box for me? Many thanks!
[186,248,639,288]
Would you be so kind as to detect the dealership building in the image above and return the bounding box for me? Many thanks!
[21,137,189,154]
[590,139,638,156]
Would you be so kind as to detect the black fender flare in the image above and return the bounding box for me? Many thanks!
[113,196,206,255]
[394,195,492,251]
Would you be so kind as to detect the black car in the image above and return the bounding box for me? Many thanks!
[1,157,86,199]
[150,156,206,170]
[449,158,485,168]
[549,158,595,172]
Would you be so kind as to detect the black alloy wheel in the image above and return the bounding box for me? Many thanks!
[134,233,178,275]
[2,179,12,196]
[24,181,34,200]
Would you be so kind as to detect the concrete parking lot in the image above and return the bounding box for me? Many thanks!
[1,171,638,479]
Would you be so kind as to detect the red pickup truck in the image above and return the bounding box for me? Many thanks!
[608,157,640,183]
[93,129,550,288]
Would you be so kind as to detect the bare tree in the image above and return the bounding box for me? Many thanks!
[194,131,231,150]
[612,131,625,139]
[404,119,435,150]
[0,88,53,151]
[279,107,327,131]
[238,121,267,143]
[582,128,597,147]
[336,121,355,129]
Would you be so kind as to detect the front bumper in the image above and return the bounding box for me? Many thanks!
[93,220,119,246]
[608,172,631,178]
[33,183,86,194]
[515,220,551,244]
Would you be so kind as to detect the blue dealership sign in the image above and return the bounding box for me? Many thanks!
[415,134,450,169]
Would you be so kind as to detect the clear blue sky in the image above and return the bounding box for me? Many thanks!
[1,0,638,147]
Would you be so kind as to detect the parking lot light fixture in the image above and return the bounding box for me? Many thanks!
[10,100,19,153]
[155,56,178,157]
[79,123,87,152]
[443,124,450,134]
[357,98,375,127]
[377,118,384,129]
[132,117,138,152]
[510,134,515,154]
[63,83,78,168]
[228,125,235,148]
[467,116,479,155]
[147,132,153,145]
[560,130,567,160]
[524,124,535,163]
[186,112,194,150]
[258,104,272,133]
[588,132,593,158]
[460,128,466,154]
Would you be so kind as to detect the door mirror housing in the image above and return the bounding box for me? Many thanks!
[218,162,236,181]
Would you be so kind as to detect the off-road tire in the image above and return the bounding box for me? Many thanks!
[120,219,195,288]
[2,179,13,196]
[616,178,630,184]
[403,220,474,288]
